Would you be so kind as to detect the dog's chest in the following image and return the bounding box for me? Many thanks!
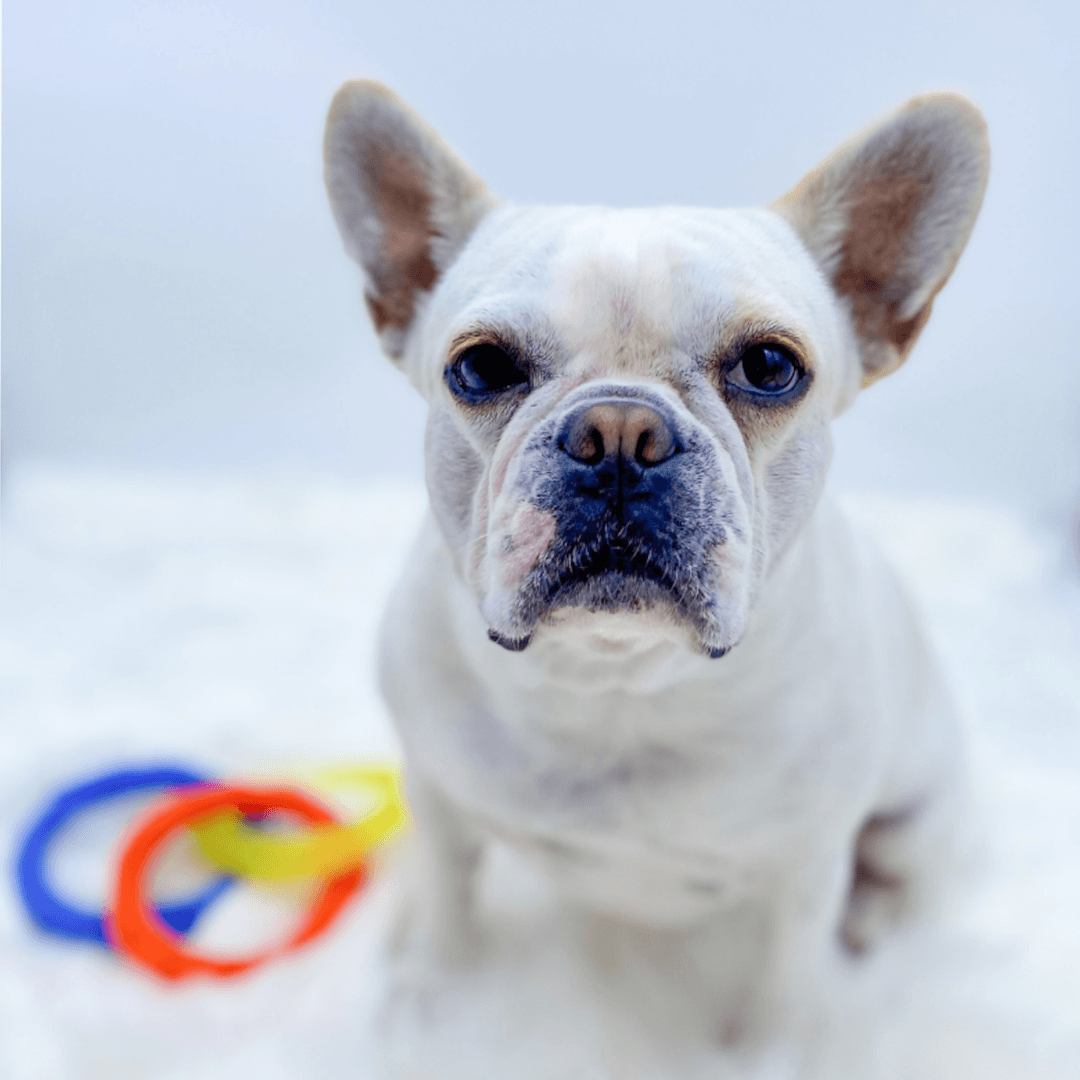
[426,665,876,920]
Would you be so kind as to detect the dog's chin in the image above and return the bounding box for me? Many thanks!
[536,602,702,655]
[487,570,740,660]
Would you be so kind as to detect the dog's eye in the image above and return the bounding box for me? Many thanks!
[727,344,801,396]
[448,344,529,401]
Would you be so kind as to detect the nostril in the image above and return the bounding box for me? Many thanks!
[635,427,676,465]
[582,427,605,466]
[626,405,676,466]
[564,423,606,464]
[635,430,654,466]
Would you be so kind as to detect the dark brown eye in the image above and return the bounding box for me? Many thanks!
[447,344,528,401]
[727,344,801,396]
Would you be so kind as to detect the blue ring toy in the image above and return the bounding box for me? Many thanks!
[15,765,233,946]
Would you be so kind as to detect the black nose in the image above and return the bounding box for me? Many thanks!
[560,399,678,468]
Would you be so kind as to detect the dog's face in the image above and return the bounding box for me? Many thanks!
[325,86,988,657]
[418,206,845,657]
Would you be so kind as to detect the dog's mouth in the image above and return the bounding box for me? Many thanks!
[488,516,725,654]
[538,532,682,604]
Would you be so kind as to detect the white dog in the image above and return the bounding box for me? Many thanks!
[323,85,989,1062]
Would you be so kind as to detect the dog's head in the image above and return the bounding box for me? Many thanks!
[324,85,988,657]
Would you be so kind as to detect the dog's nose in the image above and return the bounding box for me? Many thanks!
[560,399,678,468]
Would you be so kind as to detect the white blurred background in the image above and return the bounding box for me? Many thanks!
[4,0,1080,519]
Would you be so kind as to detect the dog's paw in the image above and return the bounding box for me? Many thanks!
[378,919,485,1058]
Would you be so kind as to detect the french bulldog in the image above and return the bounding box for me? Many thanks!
[323,83,988,1053]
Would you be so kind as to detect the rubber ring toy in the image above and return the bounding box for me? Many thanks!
[189,765,407,881]
[105,784,365,980]
[15,765,233,946]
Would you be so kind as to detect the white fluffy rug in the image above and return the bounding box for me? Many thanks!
[2,467,1078,1079]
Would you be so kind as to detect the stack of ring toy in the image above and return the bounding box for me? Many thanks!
[14,762,408,981]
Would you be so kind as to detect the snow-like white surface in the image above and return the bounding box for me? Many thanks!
[2,467,1079,1079]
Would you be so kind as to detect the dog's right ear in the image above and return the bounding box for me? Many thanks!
[324,81,497,361]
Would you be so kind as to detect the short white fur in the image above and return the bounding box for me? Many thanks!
[323,82,989,1063]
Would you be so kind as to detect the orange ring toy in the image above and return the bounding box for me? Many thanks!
[104,784,365,980]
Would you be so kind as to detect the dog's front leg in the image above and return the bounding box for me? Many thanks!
[840,667,970,954]
[841,774,969,953]
[390,769,485,970]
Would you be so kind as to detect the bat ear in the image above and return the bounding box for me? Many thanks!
[324,81,497,362]
[772,93,989,385]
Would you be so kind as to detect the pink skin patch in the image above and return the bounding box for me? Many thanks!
[499,503,557,588]
[710,538,745,581]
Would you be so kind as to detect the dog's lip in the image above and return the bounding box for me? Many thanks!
[537,551,682,605]
[487,628,532,651]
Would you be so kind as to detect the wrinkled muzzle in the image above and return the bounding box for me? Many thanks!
[478,384,752,657]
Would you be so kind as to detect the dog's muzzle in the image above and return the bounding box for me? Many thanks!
[488,386,733,654]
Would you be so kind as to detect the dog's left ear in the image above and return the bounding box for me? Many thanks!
[324,81,497,361]
[772,93,989,386]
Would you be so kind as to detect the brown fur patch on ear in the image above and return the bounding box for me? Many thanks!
[772,93,989,387]
[833,161,935,381]
[365,154,439,333]
[324,80,497,362]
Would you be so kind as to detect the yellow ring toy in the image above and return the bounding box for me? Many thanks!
[190,765,408,882]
